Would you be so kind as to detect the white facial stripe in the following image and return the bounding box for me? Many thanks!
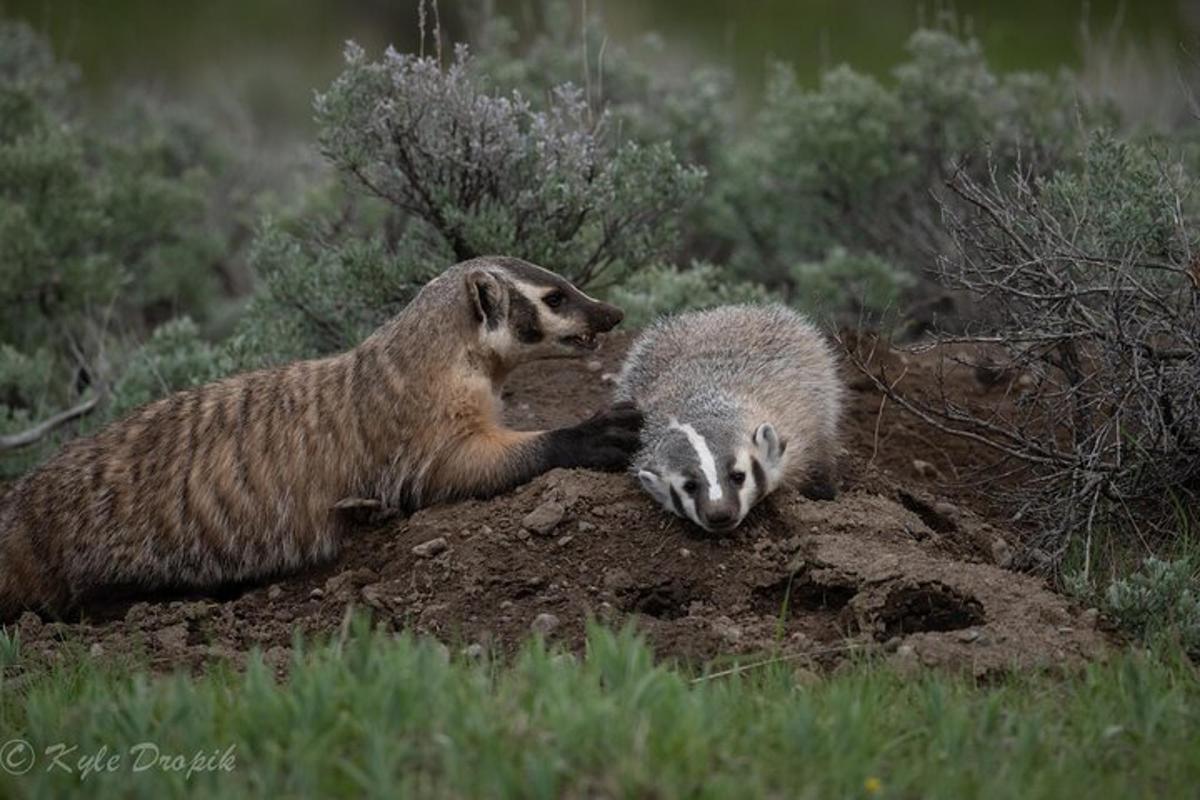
[676,485,702,526]
[509,279,574,336]
[668,418,723,501]
[735,450,756,521]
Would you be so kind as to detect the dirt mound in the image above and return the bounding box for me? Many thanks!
[10,334,1107,675]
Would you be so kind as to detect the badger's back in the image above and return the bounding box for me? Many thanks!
[617,304,843,487]
[0,353,381,616]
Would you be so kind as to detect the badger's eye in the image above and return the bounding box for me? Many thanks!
[542,291,566,309]
[681,479,699,495]
[729,470,746,486]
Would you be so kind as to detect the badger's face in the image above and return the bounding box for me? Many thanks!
[636,419,787,533]
[463,258,624,367]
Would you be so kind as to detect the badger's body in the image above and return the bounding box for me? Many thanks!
[616,304,843,532]
[0,257,639,618]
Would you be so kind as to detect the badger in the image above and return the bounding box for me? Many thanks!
[615,304,843,533]
[0,256,640,618]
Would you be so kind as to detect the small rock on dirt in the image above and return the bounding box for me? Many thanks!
[531,613,561,636]
[912,459,941,480]
[154,623,189,651]
[412,537,449,558]
[360,584,388,610]
[991,537,1014,569]
[523,501,566,536]
[1081,608,1100,629]
[603,568,634,591]
[267,585,283,602]
[324,568,379,600]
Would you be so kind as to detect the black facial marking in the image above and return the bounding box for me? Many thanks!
[507,290,543,344]
[751,456,767,503]
[669,485,686,517]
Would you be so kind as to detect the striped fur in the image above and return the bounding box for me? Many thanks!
[0,257,634,617]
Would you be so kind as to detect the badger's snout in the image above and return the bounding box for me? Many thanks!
[586,301,624,333]
[697,497,740,533]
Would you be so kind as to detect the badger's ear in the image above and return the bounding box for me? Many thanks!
[753,423,786,465]
[465,270,509,329]
[637,469,669,503]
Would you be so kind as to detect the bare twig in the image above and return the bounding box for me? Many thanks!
[0,395,99,452]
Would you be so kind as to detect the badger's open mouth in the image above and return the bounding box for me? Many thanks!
[561,333,599,351]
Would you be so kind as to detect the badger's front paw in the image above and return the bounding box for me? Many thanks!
[551,402,643,471]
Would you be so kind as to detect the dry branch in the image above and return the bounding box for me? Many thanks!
[0,395,99,452]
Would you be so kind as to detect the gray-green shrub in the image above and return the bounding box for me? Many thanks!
[0,21,263,474]
[233,41,704,364]
[715,30,1086,296]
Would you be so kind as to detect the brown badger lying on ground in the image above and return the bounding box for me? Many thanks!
[0,257,640,618]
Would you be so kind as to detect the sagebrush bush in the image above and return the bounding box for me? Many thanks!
[467,3,736,169]
[606,263,770,327]
[715,29,1086,296]
[789,247,913,318]
[0,21,265,474]
[233,40,704,364]
[855,130,1200,566]
[1069,557,1200,656]
[317,42,701,286]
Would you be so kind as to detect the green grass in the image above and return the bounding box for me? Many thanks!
[0,623,1197,799]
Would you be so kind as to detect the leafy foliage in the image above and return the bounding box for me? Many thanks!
[715,30,1085,294]
[607,263,770,327]
[0,21,264,474]
[853,130,1200,565]
[1069,557,1200,656]
[317,42,701,287]
[233,40,704,365]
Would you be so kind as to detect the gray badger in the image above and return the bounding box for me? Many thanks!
[615,304,844,533]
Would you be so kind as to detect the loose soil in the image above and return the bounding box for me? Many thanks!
[9,333,1107,677]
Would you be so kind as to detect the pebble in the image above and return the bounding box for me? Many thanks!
[577,521,596,533]
[464,643,485,661]
[412,537,448,557]
[523,501,566,536]
[956,628,981,643]
[154,623,189,651]
[991,538,1014,569]
[360,585,387,609]
[531,613,561,636]
[679,548,692,558]
[267,585,283,602]
[309,588,325,600]
[912,459,941,480]
[89,642,104,657]
[556,535,574,547]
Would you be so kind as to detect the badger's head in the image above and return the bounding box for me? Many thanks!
[635,417,787,533]
[462,257,624,369]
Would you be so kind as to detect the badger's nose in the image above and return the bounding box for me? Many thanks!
[591,302,624,331]
[704,508,737,530]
